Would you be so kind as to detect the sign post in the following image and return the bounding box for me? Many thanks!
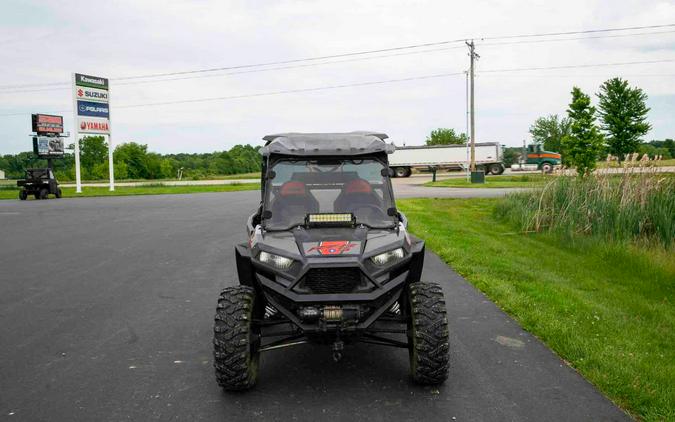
[72,73,112,192]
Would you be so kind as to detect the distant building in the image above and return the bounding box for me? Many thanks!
[0,169,5,179]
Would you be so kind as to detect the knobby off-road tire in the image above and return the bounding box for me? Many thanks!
[408,282,450,385]
[213,286,260,391]
[19,190,27,200]
[55,188,62,198]
[39,188,48,200]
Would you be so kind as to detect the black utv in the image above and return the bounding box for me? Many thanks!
[213,132,449,390]
[17,168,62,200]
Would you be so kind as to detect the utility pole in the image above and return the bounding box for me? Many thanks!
[466,40,479,174]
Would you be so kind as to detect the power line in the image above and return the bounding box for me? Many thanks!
[3,28,675,95]
[1,57,673,117]
[479,58,675,73]
[1,22,673,90]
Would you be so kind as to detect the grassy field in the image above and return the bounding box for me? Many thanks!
[425,174,551,188]
[0,183,259,200]
[0,172,259,186]
[398,198,674,421]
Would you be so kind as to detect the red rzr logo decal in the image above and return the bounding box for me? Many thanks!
[306,241,357,255]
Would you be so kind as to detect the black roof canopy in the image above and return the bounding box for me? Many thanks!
[261,131,394,157]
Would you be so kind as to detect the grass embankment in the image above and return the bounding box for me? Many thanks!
[0,183,259,200]
[399,198,674,420]
[424,174,550,188]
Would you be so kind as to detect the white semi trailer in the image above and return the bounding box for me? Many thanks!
[388,142,504,177]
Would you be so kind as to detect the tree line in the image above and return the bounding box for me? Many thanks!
[0,138,261,180]
[529,77,671,174]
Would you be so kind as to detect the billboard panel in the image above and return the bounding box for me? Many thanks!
[77,100,109,118]
[33,136,65,157]
[78,117,111,134]
[74,86,109,103]
[74,73,109,90]
[31,114,64,134]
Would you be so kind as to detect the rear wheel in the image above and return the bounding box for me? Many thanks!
[55,188,62,198]
[394,167,409,178]
[39,188,48,199]
[541,162,553,173]
[489,163,504,175]
[213,286,260,390]
[19,190,27,200]
[408,282,450,385]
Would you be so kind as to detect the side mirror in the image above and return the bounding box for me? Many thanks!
[381,168,395,177]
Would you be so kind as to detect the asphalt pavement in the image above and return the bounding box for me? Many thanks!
[0,192,629,421]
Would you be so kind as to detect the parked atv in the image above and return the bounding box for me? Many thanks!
[213,132,449,390]
[17,168,62,200]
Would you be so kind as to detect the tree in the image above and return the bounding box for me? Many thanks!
[114,142,149,179]
[597,78,651,162]
[502,147,521,167]
[529,114,570,154]
[562,87,604,176]
[79,136,108,177]
[425,128,468,146]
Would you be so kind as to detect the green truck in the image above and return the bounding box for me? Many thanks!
[512,144,562,173]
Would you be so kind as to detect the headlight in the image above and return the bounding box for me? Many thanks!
[259,251,293,270]
[370,248,404,266]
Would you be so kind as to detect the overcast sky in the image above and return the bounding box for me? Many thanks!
[1,0,673,154]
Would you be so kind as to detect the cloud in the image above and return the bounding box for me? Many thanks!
[0,0,674,155]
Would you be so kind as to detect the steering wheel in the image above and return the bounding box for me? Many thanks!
[349,204,388,221]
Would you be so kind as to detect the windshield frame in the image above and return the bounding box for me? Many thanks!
[261,155,397,231]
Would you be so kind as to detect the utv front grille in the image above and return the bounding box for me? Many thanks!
[302,267,362,294]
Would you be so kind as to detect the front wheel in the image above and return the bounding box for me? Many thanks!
[541,162,553,173]
[213,286,260,390]
[39,188,49,200]
[408,282,450,385]
[55,188,62,198]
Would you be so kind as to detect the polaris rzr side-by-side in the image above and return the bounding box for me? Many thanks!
[213,132,449,390]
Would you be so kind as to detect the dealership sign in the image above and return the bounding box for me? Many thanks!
[75,73,108,89]
[73,72,112,192]
[32,113,64,134]
[33,136,65,157]
[77,100,109,118]
[75,86,109,103]
[77,117,111,134]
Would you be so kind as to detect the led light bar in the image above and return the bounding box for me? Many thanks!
[305,213,355,227]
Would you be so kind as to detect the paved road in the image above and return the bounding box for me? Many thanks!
[0,193,628,421]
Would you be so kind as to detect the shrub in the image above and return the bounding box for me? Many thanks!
[495,169,675,248]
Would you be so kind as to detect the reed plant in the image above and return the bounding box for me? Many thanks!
[496,161,675,248]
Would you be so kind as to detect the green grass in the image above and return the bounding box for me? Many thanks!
[424,174,551,188]
[398,198,675,421]
[497,173,675,248]
[0,183,259,200]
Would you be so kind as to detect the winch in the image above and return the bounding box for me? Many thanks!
[297,305,362,322]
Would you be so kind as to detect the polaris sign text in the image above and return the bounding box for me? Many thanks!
[77,100,109,118]
[75,86,109,103]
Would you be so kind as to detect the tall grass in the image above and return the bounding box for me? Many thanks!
[495,168,675,248]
